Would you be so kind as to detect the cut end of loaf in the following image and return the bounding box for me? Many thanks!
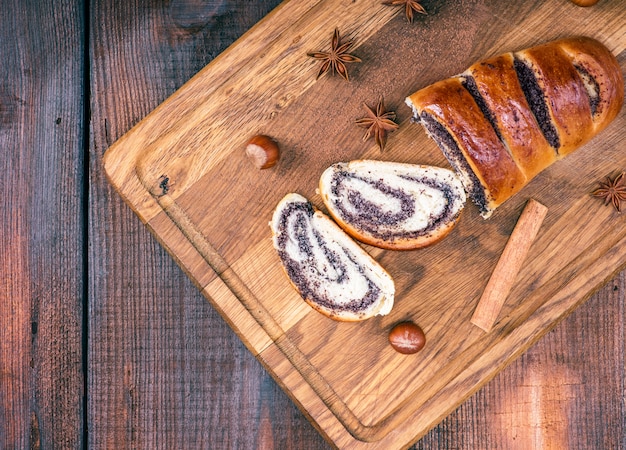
[404,102,494,218]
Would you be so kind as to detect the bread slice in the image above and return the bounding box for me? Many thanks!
[319,160,466,250]
[271,193,395,321]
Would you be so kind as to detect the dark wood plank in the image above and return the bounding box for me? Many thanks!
[89,0,326,448]
[0,0,85,448]
[415,271,625,449]
[89,1,625,449]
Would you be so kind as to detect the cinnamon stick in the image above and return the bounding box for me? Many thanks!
[471,199,548,332]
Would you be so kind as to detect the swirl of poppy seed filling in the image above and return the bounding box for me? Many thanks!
[329,170,462,242]
[274,200,381,314]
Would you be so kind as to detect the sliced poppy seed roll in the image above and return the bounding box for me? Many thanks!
[319,160,466,250]
[271,193,395,321]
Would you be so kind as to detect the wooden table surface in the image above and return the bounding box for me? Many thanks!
[1,1,624,448]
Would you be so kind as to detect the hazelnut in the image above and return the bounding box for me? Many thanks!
[388,321,426,354]
[245,135,280,169]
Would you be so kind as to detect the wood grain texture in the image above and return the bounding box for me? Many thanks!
[471,199,548,332]
[89,0,327,449]
[0,0,85,448]
[94,1,625,450]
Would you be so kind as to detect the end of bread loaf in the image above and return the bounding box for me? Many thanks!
[555,36,624,134]
[271,193,395,321]
[406,36,624,218]
[319,160,466,250]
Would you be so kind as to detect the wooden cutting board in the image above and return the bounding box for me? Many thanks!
[103,0,626,448]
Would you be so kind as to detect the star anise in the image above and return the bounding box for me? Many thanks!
[307,28,361,81]
[355,98,399,152]
[382,0,427,23]
[591,172,626,212]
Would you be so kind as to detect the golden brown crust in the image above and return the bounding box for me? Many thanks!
[325,208,460,251]
[464,53,558,179]
[556,36,624,134]
[406,36,624,217]
[270,193,395,322]
[408,77,527,209]
[515,41,594,156]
